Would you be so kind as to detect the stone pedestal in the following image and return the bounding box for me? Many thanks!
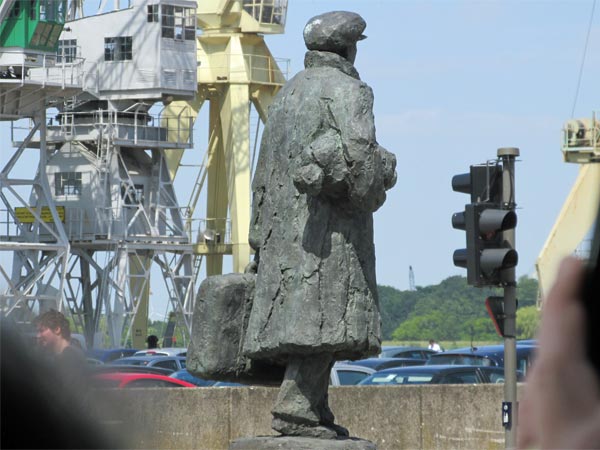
[229,436,377,450]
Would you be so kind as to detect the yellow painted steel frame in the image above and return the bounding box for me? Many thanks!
[164,28,284,276]
[535,164,600,301]
[130,255,152,349]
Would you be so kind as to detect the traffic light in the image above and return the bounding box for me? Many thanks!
[485,296,506,337]
[452,164,503,204]
[452,162,518,287]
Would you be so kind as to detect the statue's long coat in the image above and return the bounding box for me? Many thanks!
[243,51,396,363]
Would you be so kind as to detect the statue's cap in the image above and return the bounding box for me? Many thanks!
[303,11,367,53]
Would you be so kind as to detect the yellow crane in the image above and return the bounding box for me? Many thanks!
[536,112,600,301]
[164,0,288,276]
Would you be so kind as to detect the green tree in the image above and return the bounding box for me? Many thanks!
[459,317,498,342]
[391,311,447,340]
[517,305,540,339]
[378,285,418,339]
[517,275,539,308]
[148,319,166,339]
[381,275,539,342]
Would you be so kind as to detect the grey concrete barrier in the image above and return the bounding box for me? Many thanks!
[96,384,523,449]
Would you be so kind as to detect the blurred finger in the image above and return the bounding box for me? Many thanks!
[537,257,586,360]
[517,387,538,449]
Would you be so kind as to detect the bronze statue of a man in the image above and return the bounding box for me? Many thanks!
[242,10,397,439]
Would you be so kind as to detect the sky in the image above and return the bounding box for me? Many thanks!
[1,0,599,320]
[263,0,599,291]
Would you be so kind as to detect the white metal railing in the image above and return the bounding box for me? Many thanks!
[187,217,232,245]
[14,107,196,146]
[198,52,289,85]
[245,54,289,84]
[0,206,65,242]
[30,57,85,87]
[0,49,86,89]
[10,119,37,143]
[0,206,191,242]
[563,110,600,149]
[68,205,189,241]
[0,209,18,240]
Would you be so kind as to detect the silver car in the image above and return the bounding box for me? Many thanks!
[110,355,186,373]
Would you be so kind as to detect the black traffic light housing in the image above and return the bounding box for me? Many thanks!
[452,162,518,287]
[452,164,503,204]
[486,296,509,337]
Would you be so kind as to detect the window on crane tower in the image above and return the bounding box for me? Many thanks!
[104,36,132,61]
[55,172,82,197]
[9,1,20,17]
[161,5,195,41]
[147,4,159,23]
[57,39,77,63]
[242,0,287,26]
[39,0,62,22]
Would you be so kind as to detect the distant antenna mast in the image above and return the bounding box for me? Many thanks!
[409,266,416,291]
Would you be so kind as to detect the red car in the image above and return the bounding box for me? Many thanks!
[92,372,196,388]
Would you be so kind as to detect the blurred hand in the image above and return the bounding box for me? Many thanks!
[518,257,600,449]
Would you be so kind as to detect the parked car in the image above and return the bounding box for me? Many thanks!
[426,343,536,376]
[133,347,187,357]
[328,358,429,386]
[88,348,139,363]
[340,357,428,371]
[92,365,174,376]
[169,369,217,387]
[378,346,438,360]
[330,363,375,386]
[110,355,186,373]
[517,339,538,346]
[87,357,104,366]
[358,365,524,386]
[91,372,195,388]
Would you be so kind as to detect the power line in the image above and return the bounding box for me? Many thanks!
[571,0,597,118]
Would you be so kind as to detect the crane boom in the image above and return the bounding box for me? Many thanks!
[536,159,600,301]
[536,112,600,302]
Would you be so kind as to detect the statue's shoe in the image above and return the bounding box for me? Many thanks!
[272,417,349,439]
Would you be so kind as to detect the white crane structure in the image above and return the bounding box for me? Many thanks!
[2,0,200,348]
[1,0,84,332]
[1,0,289,349]
[535,112,600,302]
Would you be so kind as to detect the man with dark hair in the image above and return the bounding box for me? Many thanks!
[2,316,123,448]
[34,309,71,350]
[34,309,86,370]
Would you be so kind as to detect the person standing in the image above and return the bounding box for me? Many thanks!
[34,309,87,385]
[35,310,84,358]
[2,317,121,448]
[146,334,159,349]
[428,339,442,352]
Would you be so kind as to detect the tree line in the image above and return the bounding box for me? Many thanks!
[145,275,540,347]
[378,275,540,342]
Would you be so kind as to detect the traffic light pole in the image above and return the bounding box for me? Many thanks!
[452,148,520,448]
[498,147,519,449]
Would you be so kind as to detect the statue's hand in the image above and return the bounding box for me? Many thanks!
[379,146,397,190]
[294,129,350,199]
[293,162,324,196]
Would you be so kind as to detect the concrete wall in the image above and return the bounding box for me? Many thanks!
[99,384,522,449]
